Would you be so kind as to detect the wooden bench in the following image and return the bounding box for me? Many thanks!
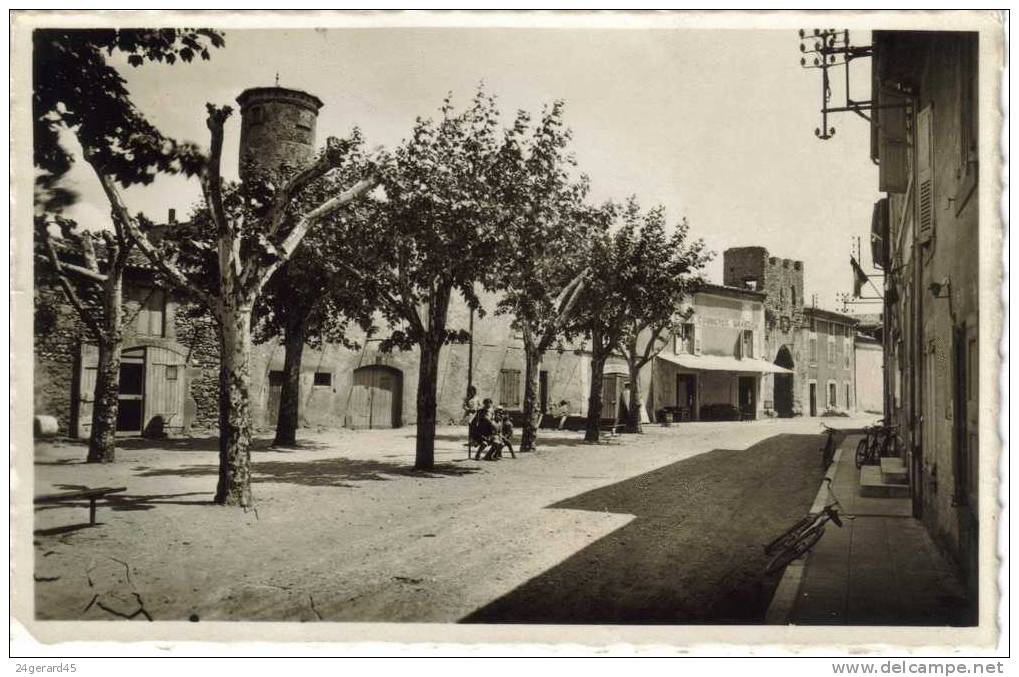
[599,423,624,443]
[35,487,127,526]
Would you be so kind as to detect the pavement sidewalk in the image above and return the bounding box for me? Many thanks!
[778,434,973,625]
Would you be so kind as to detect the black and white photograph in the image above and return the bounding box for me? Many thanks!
[9,9,1005,657]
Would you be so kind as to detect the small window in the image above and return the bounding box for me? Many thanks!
[743,277,758,291]
[313,372,332,387]
[738,329,754,359]
[675,323,695,354]
[166,365,178,380]
[499,369,521,408]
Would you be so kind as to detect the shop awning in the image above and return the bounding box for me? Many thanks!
[656,353,793,374]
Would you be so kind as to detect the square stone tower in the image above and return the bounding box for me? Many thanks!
[723,247,806,416]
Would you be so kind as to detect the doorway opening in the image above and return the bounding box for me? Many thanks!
[773,345,795,417]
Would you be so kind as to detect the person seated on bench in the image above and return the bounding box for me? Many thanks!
[473,399,498,461]
[490,407,516,459]
[551,399,571,429]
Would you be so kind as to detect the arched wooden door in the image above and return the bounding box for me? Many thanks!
[348,365,403,429]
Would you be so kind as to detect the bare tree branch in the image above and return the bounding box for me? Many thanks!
[251,175,377,296]
[540,266,590,351]
[80,231,99,273]
[200,105,232,237]
[87,158,215,310]
[45,235,103,338]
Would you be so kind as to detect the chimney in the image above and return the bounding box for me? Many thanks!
[168,208,177,224]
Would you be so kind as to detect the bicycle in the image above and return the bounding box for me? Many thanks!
[763,477,844,575]
[820,424,839,469]
[855,421,899,468]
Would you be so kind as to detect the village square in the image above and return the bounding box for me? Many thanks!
[22,21,985,630]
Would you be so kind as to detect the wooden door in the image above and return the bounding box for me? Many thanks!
[143,344,186,435]
[76,344,100,439]
[600,374,620,421]
[371,369,397,428]
[809,383,818,417]
[265,370,284,426]
[349,366,402,429]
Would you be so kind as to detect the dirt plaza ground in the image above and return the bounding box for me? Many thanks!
[30,417,874,623]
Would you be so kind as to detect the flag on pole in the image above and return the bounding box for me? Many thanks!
[850,255,869,298]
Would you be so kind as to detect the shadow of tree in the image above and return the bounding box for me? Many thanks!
[135,457,479,488]
[462,433,828,625]
[429,432,595,450]
[114,436,330,453]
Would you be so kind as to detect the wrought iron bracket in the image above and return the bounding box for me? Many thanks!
[798,29,909,139]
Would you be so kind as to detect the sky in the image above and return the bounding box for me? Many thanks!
[60,27,880,313]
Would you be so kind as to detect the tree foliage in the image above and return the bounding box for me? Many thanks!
[32,28,224,213]
[337,89,512,468]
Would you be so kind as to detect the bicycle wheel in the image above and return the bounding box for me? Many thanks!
[764,525,826,575]
[764,513,816,555]
[855,438,869,468]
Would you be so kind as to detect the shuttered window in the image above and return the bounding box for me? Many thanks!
[135,288,166,337]
[809,336,818,364]
[917,105,935,242]
[878,85,910,193]
[499,369,521,408]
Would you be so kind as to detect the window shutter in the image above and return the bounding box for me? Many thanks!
[916,105,935,242]
[694,326,702,355]
[878,85,910,193]
[871,197,889,269]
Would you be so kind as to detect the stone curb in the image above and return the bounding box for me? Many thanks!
[763,443,843,625]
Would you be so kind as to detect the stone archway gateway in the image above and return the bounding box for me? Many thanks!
[773,345,795,417]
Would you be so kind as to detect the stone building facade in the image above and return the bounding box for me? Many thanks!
[869,30,980,604]
[33,264,221,438]
[723,247,808,417]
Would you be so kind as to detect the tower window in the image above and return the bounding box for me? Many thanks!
[313,372,332,387]
[791,286,797,306]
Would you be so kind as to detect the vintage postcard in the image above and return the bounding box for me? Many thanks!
[9,10,1006,655]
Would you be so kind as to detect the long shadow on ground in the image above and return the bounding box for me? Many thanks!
[135,457,478,488]
[429,432,596,450]
[114,436,329,453]
[462,433,829,625]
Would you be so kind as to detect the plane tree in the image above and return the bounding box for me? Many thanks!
[99,106,378,506]
[613,208,709,433]
[32,28,223,462]
[334,90,508,470]
[252,179,381,448]
[490,102,608,452]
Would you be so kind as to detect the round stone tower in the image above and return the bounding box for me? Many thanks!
[235,86,324,183]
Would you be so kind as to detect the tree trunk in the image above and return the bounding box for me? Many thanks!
[87,337,121,463]
[415,339,442,470]
[626,357,644,434]
[520,338,542,452]
[215,306,254,507]
[585,340,607,442]
[87,272,124,464]
[273,314,306,447]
